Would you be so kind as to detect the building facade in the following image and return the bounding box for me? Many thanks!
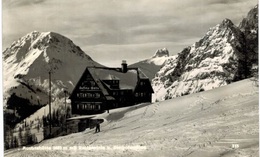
[69,61,154,115]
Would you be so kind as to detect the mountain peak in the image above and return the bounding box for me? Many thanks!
[22,31,72,45]
[239,5,258,32]
[4,31,90,62]
[152,48,169,58]
[26,30,41,37]
[23,31,56,42]
[219,18,234,28]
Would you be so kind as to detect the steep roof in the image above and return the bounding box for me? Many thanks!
[103,74,120,80]
[88,67,141,90]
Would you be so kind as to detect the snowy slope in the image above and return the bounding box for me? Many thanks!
[5,79,259,157]
[129,48,171,80]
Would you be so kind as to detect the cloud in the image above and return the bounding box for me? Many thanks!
[3,0,46,8]
[207,0,244,5]
[2,0,258,66]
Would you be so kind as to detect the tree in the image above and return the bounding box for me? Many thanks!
[37,123,40,132]
[66,107,71,118]
[13,136,18,148]
[10,136,14,148]
[4,140,10,150]
[52,109,56,126]
[24,127,33,145]
[18,127,23,145]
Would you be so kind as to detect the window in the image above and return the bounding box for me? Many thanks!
[79,81,92,89]
[140,81,145,86]
[77,93,100,98]
[86,93,92,98]
[96,93,101,98]
[135,93,138,97]
[79,81,99,89]
[90,81,95,86]
[86,74,91,79]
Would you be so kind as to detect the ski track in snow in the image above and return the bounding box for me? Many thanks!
[4,79,259,157]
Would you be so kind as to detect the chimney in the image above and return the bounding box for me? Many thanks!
[121,60,128,73]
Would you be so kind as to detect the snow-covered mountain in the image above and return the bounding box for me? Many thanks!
[152,6,258,101]
[3,31,102,124]
[129,48,171,80]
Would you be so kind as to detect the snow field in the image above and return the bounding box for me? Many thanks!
[4,79,259,157]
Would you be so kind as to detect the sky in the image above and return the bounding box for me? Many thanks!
[2,0,258,67]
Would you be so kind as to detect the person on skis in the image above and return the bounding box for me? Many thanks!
[95,121,100,133]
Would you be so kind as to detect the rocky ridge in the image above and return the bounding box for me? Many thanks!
[152,6,258,101]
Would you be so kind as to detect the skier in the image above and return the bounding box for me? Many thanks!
[95,121,100,133]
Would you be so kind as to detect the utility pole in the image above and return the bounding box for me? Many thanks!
[49,71,52,137]
[64,90,67,134]
[64,90,67,118]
